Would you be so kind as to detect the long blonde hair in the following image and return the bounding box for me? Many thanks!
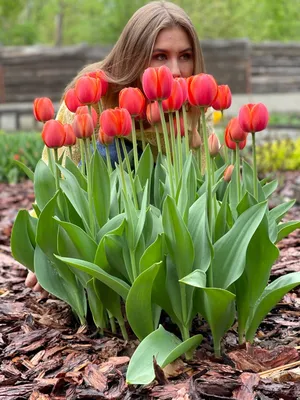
[64,1,205,108]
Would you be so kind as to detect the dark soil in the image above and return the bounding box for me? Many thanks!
[0,175,299,400]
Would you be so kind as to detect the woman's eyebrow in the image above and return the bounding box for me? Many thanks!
[152,47,193,53]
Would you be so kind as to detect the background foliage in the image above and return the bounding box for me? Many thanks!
[1,0,300,46]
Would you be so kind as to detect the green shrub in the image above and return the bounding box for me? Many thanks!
[0,131,43,183]
[256,137,300,173]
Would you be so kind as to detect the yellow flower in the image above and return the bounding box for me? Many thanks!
[213,110,223,125]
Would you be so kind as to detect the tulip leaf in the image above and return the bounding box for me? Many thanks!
[11,210,36,272]
[136,144,153,189]
[276,220,300,243]
[180,269,207,288]
[188,194,212,272]
[97,213,125,242]
[215,185,230,241]
[91,151,110,228]
[246,272,300,342]
[262,179,278,199]
[269,199,295,223]
[235,215,279,340]
[126,325,202,385]
[196,287,236,356]
[126,262,162,340]
[86,278,106,329]
[13,160,34,181]
[140,234,164,273]
[153,153,166,209]
[177,154,196,221]
[212,202,267,289]
[34,160,56,210]
[242,160,265,201]
[55,256,130,300]
[162,196,194,279]
[65,157,87,191]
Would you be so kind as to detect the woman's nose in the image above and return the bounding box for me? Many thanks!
[168,59,181,78]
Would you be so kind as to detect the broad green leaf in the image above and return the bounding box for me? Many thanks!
[215,185,230,241]
[246,272,300,342]
[153,153,166,209]
[126,325,202,385]
[188,194,212,272]
[13,160,34,181]
[55,256,130,300]
[262,180,278,199]
[86,278,106,329]
[104,235,130,281]
[11,210,36,271]
[276,221,300,243]
[177,154,196,221]
[65,157,87,191]
[126,262,162,340]
[179,269,206,288]
[162,196,194,279]
[34,160,56,210]
[97,213,125,242]
[242,160,265,201]
[91,151,110,228]
[269,200,295,223]
[212,202,267,289]
[196,287,236,356]
[136,144,153,189]
[140,234,164,273]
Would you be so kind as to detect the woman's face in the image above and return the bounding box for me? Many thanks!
[149,26,194,78]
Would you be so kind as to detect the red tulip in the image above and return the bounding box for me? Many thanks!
[142,66,173,101]
[72,113,94,139]
[162,79,184,112]
[208,133,221,157]
[146,102,161,125]
[224,118,247,150]
[64,89,83,113]
[75,105,98,128]
[86,70,109,96]
[42,120,66,148]
[75,76,102,105]
[238,103,269,133]
[187,73,218,107]
[224,164,234,182]
[99,127,114,145]
[211,85,232,111]
[119,87,146,117]
[100,108,132,137]
[63,124,76,146]
[33,97,55,122]
[175,77,188,103]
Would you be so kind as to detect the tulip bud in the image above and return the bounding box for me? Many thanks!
[76,105,98,129]
[63,124,76,146]
[87,70,109,96]
[42,120,66,148]
[33,97,55,122]
[64,89,83,113]
[191,128,202,149]
[75,76,102,105]
[208,133,221,157]
[224,164,234,182]
[187,73,218,107]
[99,127,114,145]
[162,79,184,112]
[175,77,188,103]
[72,113,95,139]
[119,87,146,117]
[100,108,132,137]
[238,103,269,133]
[226,117,247,143]
[224,119,247,150]
[142,66,173,101]
[146,102,161,125]
[211,85,232,111]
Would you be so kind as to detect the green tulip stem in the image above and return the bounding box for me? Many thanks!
[115,138,128,198]
[169,112,179,186]
[131,117,139,172]
[107,311,117,333]
[130,248,138,281]
[47,147,55,175]
[83,138,96,239]
[154,125,162,154]
[200,107,213,287]
[79,140,86,175]
[139,120,146,151]
[158,101,175,197]
[182,104,190,157]
[105,144,113,175]
[88,104,97,152]
[53,148,60,191]
[252,132,258,200]
[118,318,129,341]
[68,146,73,161]
[98,100,103,115]
[175,110,183,173]
[235,145,241,204]
[120,138,139,209]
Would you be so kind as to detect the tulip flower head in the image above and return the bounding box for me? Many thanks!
[211,85,232,112]
[75,76,102,105]
[224,118,247,150]
[238,103,269,133]
[63,124,77,146]
[119,87,146,117]
[72,113,95,139]
[42,120,66,148]
[64,89,83,113]
[187,73,218,108]
[142,66,173,101]
[224,164,234,182]
[99,127,115,146]
[162,79,184,112]
[76,105,98,129]
[208,133,221,157]
[100,108,132,138]
[175,77,188,103]
[33,97,55,123]
[86,70,109,96]
[146,102,161,126]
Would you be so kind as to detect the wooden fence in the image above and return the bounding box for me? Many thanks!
[0,40,300,104]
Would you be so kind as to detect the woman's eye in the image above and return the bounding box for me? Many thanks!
[154,53,167,61]
[180,53,192,61]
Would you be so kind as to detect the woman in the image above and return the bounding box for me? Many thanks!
[26,0,213,295]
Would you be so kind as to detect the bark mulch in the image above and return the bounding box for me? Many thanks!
[0,175,299,400]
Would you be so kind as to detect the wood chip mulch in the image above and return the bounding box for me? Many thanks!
[0,174,300,400]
